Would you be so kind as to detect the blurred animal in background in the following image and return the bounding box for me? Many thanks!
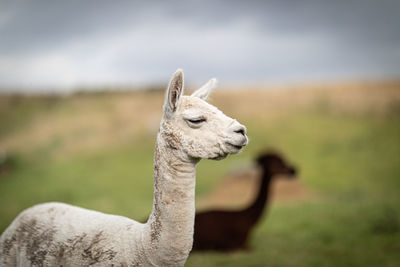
[0,70,248,267]
[192,151,297,252]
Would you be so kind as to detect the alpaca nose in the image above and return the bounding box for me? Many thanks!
[230,122,247,137]
[289,167,297,175]
[234,127,246,136]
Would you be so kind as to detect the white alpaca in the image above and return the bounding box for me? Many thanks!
[0,70,248,267]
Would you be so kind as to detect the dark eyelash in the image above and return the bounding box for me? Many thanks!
[188,118,206,124]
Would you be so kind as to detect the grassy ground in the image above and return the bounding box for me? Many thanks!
[1,81,399,266]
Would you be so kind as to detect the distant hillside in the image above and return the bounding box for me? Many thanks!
[1,80,399,158]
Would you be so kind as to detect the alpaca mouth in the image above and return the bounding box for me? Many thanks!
[226,142,244,151]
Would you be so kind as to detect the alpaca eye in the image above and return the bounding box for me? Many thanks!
[188,118,206,124]
[186,118,206,127]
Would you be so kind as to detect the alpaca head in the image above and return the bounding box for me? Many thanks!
[160,69,248,161]
[256,152,297,177]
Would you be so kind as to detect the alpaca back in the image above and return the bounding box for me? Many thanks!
[0,202,146,266]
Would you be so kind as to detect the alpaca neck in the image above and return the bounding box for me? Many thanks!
[244,169,273,225]
[144,133,197,266]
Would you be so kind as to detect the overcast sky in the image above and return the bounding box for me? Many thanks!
[0,0,399,92]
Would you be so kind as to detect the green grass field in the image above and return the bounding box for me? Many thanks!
[1,82,399,266]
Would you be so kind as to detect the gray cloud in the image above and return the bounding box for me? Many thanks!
[0,0,399,91]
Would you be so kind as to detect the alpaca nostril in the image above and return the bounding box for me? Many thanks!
[234,129,245,136]
[230,121,247,137]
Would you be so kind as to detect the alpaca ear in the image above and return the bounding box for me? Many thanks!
[164,69,184,116]
[191,78,217,100]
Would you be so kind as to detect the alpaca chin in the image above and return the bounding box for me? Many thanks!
[211,153,228,160]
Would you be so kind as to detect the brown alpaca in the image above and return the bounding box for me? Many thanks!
[192,152,297,252]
